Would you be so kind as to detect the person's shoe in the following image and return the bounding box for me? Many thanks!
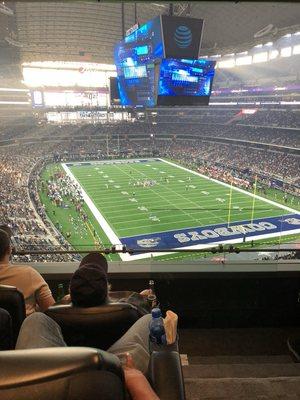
[287,337,300,362]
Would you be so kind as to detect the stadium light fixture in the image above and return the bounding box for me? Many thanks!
[293,44,300,55]
[209,102,238,105]
[269,49,279,60]
[281,47,292,57]
[252,52,268,63]
[0,101,29,105]
[231,89,248,93]
[217,58,235,69]
[280,101,300,105]
[22,61,116,71]
[0,88,28,92]
[22,65,113,88]
[235,55,252,66]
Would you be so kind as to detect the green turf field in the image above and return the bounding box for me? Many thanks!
[38,158,299,262]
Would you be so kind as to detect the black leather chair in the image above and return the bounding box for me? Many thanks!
[0,347,185,400]
[149,350,186,400]
[0,347,125,400]
[0,308,13,350]
[0,285,26,347]
[46,302,143,350]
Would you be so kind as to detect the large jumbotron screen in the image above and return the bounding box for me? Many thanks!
[114,15,212,107]
[157,58,216,106]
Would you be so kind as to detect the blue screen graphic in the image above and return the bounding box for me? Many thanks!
[114,17,163,68]
[136,45,149,56]
[114,17,163,107]
[114,17,214,107]
[158,58,216,97]
[117,64,156,107]
[123,66,147,79]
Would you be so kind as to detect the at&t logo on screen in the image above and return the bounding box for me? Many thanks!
[174,25,192,48]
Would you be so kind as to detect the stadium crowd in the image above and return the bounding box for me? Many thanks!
[152,107,300,130]
[0,150,78,262]
[1,108,300,147]
[0,111,298,262]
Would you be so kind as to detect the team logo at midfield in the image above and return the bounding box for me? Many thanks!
[284,217,300,225]
[137,237,161,248]
[174,25,192,48]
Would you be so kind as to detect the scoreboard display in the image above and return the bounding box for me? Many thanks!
[116,63,156,107]
[114,16,163,67]
[157,58,215,106]
[114,15,215,107]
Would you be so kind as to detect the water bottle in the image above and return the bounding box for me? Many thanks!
[57,283,65,302]
[149,308,166,346]
[147,279,157,309]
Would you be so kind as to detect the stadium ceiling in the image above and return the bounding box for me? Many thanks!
[2,1,300,64]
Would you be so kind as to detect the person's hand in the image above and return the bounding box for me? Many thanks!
[122,354,159,400]
[140,289,151,297]
[56,294,71,304]
[123,353,144,381]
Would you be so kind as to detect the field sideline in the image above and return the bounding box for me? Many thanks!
[57,158,300,261]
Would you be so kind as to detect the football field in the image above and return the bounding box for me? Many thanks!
[61,158,300,261]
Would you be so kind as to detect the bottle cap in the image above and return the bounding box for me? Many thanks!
[151,308,161,318]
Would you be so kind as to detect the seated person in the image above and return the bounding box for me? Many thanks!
[0,229,55,316]
[15,312,158,400]
[63,253,152,314]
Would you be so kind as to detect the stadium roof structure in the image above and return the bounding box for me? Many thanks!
[0,1,300,64]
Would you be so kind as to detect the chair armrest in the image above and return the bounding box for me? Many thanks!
[0,347,124,389]
[148,351,186,400]
[0,284,17,290]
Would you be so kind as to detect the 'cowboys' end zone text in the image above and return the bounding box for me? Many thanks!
[120,214,300,251]
[173,221,277,243]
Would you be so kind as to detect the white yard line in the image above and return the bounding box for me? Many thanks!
[112,162,206,226]
[160,159,300,215]
[61,163,132,261]
[112,208,282,229]
[126,162,227,224]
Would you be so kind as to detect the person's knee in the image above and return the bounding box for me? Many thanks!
[140,314,152,324]
[24,312,46,324]
[21,312,52,331]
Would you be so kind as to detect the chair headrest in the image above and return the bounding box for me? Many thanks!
[0,347,123,389]
[48,302,138,315]
[0,284,18,291]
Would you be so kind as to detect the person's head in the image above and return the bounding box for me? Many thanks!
[0,229,11,263]
[70,253,108,307]
[0,225,12,240]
